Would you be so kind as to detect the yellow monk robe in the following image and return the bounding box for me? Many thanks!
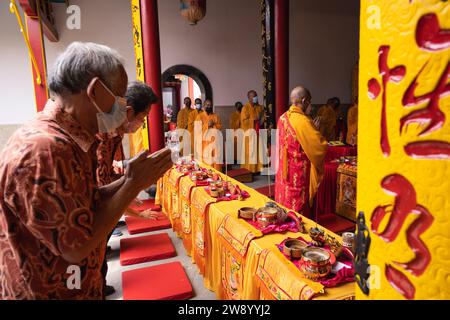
[177,107,191,156]
[346,103,358,146]
[229,111,241,130]
[177,107,190,130]
[188,109,204,154]
[196,112,223,171]
[240,103,262,173]
[253,104,264,128]
[317,105,337,141]
[230,111,241,161]
[287,105,327,206]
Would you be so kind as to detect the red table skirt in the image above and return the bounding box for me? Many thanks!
[325,146,357,163]
[312,162,339,220]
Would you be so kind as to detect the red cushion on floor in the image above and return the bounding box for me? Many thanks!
[317,214,355,234]
[120,233,176,266]
[129,199,161,212]
[255,184,275,197]
[228,168,251,177]
[122,261,194,300]
[125,215,171,235]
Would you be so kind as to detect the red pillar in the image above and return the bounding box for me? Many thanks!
[141,0,165,153]
[275,0,289,122]
[19,1,49,112]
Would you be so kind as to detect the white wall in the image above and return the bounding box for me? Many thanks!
[44,0,136,89]
[0,2,38,125]
[158,0,263,105]
[290,0,360,103]
[0,0,136,126]
[0,0,359,127]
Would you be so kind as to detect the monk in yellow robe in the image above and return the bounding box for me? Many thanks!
[316,97,340,141]
[230,101,242,130]
[346,99,358,146]
[275,86,327,216]
[188,98,204,154]
[196,102,223,171]
[177,97,193,156]
[240,90,263,173]
[177,97,191,130]
[230,102,242,162]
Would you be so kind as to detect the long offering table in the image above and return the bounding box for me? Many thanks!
[156,163,355,300]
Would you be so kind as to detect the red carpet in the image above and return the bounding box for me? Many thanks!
[255,184,275,198]
[317,214,355,234]
[125,215,171,235]
[122,262,194,300]
[128,199,161,212]
[120,233,176,266]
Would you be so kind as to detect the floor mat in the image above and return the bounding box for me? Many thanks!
[120,233,176,266]
[122,261,194,300]
[228,168,253,183]
[129,199,161,212]
[255,184,275,198]
[125,215,171,235]
[317,214,355,234]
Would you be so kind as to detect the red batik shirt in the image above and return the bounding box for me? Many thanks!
[0,100,105,300]
[96,132,124,187]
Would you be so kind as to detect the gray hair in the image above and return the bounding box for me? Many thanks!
[48,42,125,95]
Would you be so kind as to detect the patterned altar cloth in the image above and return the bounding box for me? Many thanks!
[156,163,355,300]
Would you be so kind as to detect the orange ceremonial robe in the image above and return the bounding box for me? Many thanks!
[275,105,327,215]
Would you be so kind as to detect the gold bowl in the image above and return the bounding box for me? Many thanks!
[255,207,278,227]
[283,239,308,259]
[300,247,332,280]
[238,207,257,220]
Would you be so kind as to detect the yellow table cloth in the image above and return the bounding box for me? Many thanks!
[157,164,355,300]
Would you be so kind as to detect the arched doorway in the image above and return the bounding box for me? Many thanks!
[161,65,213,124]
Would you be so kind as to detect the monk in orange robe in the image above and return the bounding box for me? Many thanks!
[196,101,223,171]
[230,101,242,130]
[316,97,340,141]
[240,90,263,173]
[275,86,328,216]
[177,97,194,156]
[230,102,242,162]
[346,99,358,145]
[177,97,192,130]
[188,98,204,154]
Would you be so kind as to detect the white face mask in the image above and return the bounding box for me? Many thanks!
[252,96,258,104]
[91,81,128,134]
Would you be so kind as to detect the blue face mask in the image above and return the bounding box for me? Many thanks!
[196,103,202,110]
[252,96,258,104]
[91,81,128,134]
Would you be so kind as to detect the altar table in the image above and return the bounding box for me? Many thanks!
[324,145,357,163]
[156,164,355,300]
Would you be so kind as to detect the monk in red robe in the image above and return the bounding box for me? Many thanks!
[275,86,328,217]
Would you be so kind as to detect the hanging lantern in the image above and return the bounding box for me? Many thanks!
[180,0,206,25]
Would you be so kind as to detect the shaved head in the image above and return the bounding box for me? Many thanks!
[290,86,311,110]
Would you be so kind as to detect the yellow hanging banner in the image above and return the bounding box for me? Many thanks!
[357,0,449,299]
[130,0,149,156]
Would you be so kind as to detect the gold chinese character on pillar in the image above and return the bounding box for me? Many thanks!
[180,0,206,25]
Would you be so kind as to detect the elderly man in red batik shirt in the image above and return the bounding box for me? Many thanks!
[0,42,172,300]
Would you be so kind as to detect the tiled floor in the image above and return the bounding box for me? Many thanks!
[106,173,274,301]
